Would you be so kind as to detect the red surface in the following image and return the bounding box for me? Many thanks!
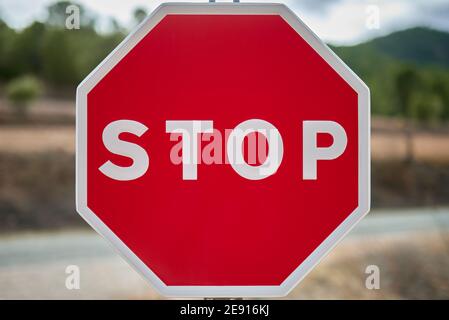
[87,15,358,286]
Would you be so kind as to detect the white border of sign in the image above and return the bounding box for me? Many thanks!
[76,2,370,297]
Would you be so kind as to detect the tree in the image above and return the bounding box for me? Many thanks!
[0,20,16,79]
[7,22,46,77]
[46,1,95,29]
[41,29,79,84]
[133,8,148,26]
[432,76,449,121]
[108,17,126,35]
[410,91,443,123]
[6,75,42,119]
[395,67,422,162]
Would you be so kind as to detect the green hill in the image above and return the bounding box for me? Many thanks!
[335,27,449,68]
[332,27,449,117]
[360,27,449,68]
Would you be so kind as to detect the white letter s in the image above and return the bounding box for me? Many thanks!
[99,120,149,181]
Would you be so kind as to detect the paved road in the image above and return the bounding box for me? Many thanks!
[0,208,448,299]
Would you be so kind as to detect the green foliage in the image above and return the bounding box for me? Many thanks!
[9,22,46,76]
[0,3,448,123]
[395,67,422,118]
[6,75,42,117]
[6,75,42,105]
[335,27,449,122]
[393,66,449,123]
[41,29,79,84]
[431,74,449,120]
[133,7,148,25]
[0,1,124,86]
[0,20,16,78]
[410,91,444,123]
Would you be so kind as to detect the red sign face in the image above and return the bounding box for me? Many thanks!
[76,3,370,297]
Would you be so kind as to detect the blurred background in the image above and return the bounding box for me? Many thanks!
[0,0,448,299]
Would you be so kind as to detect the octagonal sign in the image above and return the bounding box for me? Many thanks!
[76,3,370,297]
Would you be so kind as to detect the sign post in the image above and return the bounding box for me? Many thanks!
[76,3,370,297]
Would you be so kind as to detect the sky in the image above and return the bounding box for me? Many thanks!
[0,0,448,45]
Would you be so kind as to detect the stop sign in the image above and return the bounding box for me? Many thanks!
[76,3,370,297]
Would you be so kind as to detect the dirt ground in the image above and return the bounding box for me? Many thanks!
[1,98,449,160]
[0,126,75,153]
[0,124,448,162]
[290,231,449,299]
[372,132,449,162]
[0,99,448,299]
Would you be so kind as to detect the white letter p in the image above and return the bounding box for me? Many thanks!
[303,121,347,180]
